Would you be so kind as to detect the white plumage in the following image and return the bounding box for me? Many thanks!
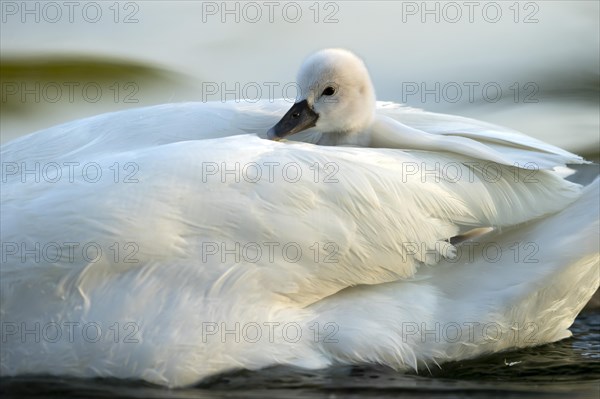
[1,49,597,387]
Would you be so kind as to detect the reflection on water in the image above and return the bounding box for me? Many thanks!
[1,312,598,399]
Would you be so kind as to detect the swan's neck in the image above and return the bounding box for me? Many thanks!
[314,131,364,147]
[315,123,375,147]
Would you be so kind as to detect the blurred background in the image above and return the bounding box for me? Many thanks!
[1,0,598,161]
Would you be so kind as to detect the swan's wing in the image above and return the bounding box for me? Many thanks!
[374,102,587,169]
[309,179,599,370]
[0,101,289,164]
[2,136,581,304]
[1,135,585,385]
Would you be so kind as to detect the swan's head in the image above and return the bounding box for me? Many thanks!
[268,48,376,140]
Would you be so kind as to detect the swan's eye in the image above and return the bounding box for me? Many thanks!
[321,86,335,96]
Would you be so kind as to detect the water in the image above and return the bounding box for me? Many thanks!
[2,312,598,399]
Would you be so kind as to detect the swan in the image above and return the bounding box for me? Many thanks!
[0,49,597,388]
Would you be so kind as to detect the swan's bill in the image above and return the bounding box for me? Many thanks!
[267,99,318,140]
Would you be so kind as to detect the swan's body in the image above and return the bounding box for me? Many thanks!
[1,49,598,387]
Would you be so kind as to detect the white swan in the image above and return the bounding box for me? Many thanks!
[1,49,597,387]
